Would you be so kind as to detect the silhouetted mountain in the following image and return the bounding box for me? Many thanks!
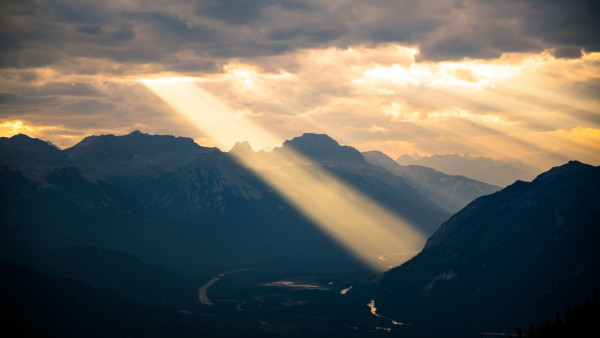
[230,140,255,156]
[363,150,500,213]
[0,134,67,166]
[60,131,448,239]
[0,134,69,181]
[65,130,216,180]
[0,154,357,276]
[372,161,600,335]
[396,153,538,186]
[278,133,366,166]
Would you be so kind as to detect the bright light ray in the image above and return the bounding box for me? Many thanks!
[141,79,426,272]
[140,78,279,152]
[492,85,600,126]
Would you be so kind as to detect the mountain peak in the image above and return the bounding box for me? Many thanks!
[533,160,590,182]
[278,133,366,165]
[284,133,340,148]
[128,130,144,136]
[230,141,254,155]
[64,131,216,176]
[10,133,34,141]
[0,133,67,166]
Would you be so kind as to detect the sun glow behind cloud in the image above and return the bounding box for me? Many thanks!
[182,46,599,164]
[2,43,599,168]
[356,59,520,91]
[141,78,426,272]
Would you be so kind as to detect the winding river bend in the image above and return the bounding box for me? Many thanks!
[198,268,250,306]
[367,299,404,326]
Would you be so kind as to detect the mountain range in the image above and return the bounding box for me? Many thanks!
[2,131,598,337]
[1,131,463,286]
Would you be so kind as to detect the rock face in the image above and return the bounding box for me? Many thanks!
[363,150,500,213]
[373,161,600,334]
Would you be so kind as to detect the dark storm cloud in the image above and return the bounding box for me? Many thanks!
[0,0,599,71]
[195,0,266,25]
[194,0,315,25]
[518,0,600,54]
[0,93,56,108]
[0,81,103,101]
[0,93,18,104]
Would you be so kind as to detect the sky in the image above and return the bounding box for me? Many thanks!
[1,0,599,162]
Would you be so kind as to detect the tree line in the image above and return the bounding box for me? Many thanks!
[509,290,599,338]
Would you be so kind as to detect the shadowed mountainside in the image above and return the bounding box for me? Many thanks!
[371,161,600,335]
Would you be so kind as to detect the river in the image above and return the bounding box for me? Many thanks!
[198,268,250,306]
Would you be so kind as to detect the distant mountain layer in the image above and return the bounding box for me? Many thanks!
[396,153,541,186]
[363,150,500,213]
[373,161,600,333]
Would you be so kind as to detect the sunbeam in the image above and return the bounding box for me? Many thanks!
[141,78,426,272]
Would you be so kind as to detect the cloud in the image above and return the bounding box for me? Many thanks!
[0,0,599,163]
[1,0,599,74]
[36,82,104,96]
[62,99,115,114]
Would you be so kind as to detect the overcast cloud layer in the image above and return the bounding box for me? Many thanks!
[2,0,600,68]
[1,0,599,166]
